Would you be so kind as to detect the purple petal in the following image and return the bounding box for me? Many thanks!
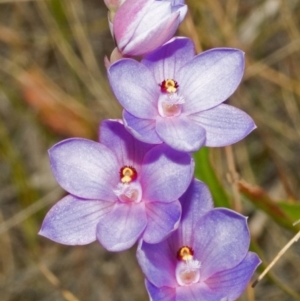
[114,0,155,51]
[142,37,195,84]
[176,282,225,301]
[179,48,245,114]
[96,202,147,251]
[123,110,163,144]
[141,144,194,202]
[137,239,177,287]
[99,119,154,168]
[49,139,118,200]
[108,59,159,119]
[190,104,256,147]
[145,280,176,301]
[175,179,213,247]
[124,3,180,56]
[171,0,185,4]
[206,252,261,301]
[193,209,250,280]
[39,195,114,245]
[143,200,181,243]
[156,115,206,152]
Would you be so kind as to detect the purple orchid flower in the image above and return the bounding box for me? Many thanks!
[112,0,187,56]
[137,179,261,301]
[108,37,256,152]
[39,120,194,252]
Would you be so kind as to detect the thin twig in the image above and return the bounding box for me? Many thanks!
[252,230,300,287]
[246,283,256,301]
[293,220,300,226]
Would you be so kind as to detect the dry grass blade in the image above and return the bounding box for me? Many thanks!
[0,55,98,138]
[246,38,300,76]
[38,263,82,301]
[62,0,105,84]
[19,67,98,138]
[0,188,62,235]
[205,0,237,44]
[0,210,15,278]
[0,25,22,45]
[245,60,300,98]
[0,0,42,3]
[179,10,202,52]
[36,0,118,116]
[239,0,281,45]
[225,145,242,212]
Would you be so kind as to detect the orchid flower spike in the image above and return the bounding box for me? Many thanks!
[137,179,261,301]
[39,120,194,252]
[108,37,256,152]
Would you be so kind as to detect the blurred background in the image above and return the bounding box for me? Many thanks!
[0,0,300,300]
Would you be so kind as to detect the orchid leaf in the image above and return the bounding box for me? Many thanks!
[239,181,300,232]
[278,203,300,225]
[193,147,230,208]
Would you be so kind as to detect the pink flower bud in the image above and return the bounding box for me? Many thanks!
[103,0,125,11]
[112,0,187,56]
